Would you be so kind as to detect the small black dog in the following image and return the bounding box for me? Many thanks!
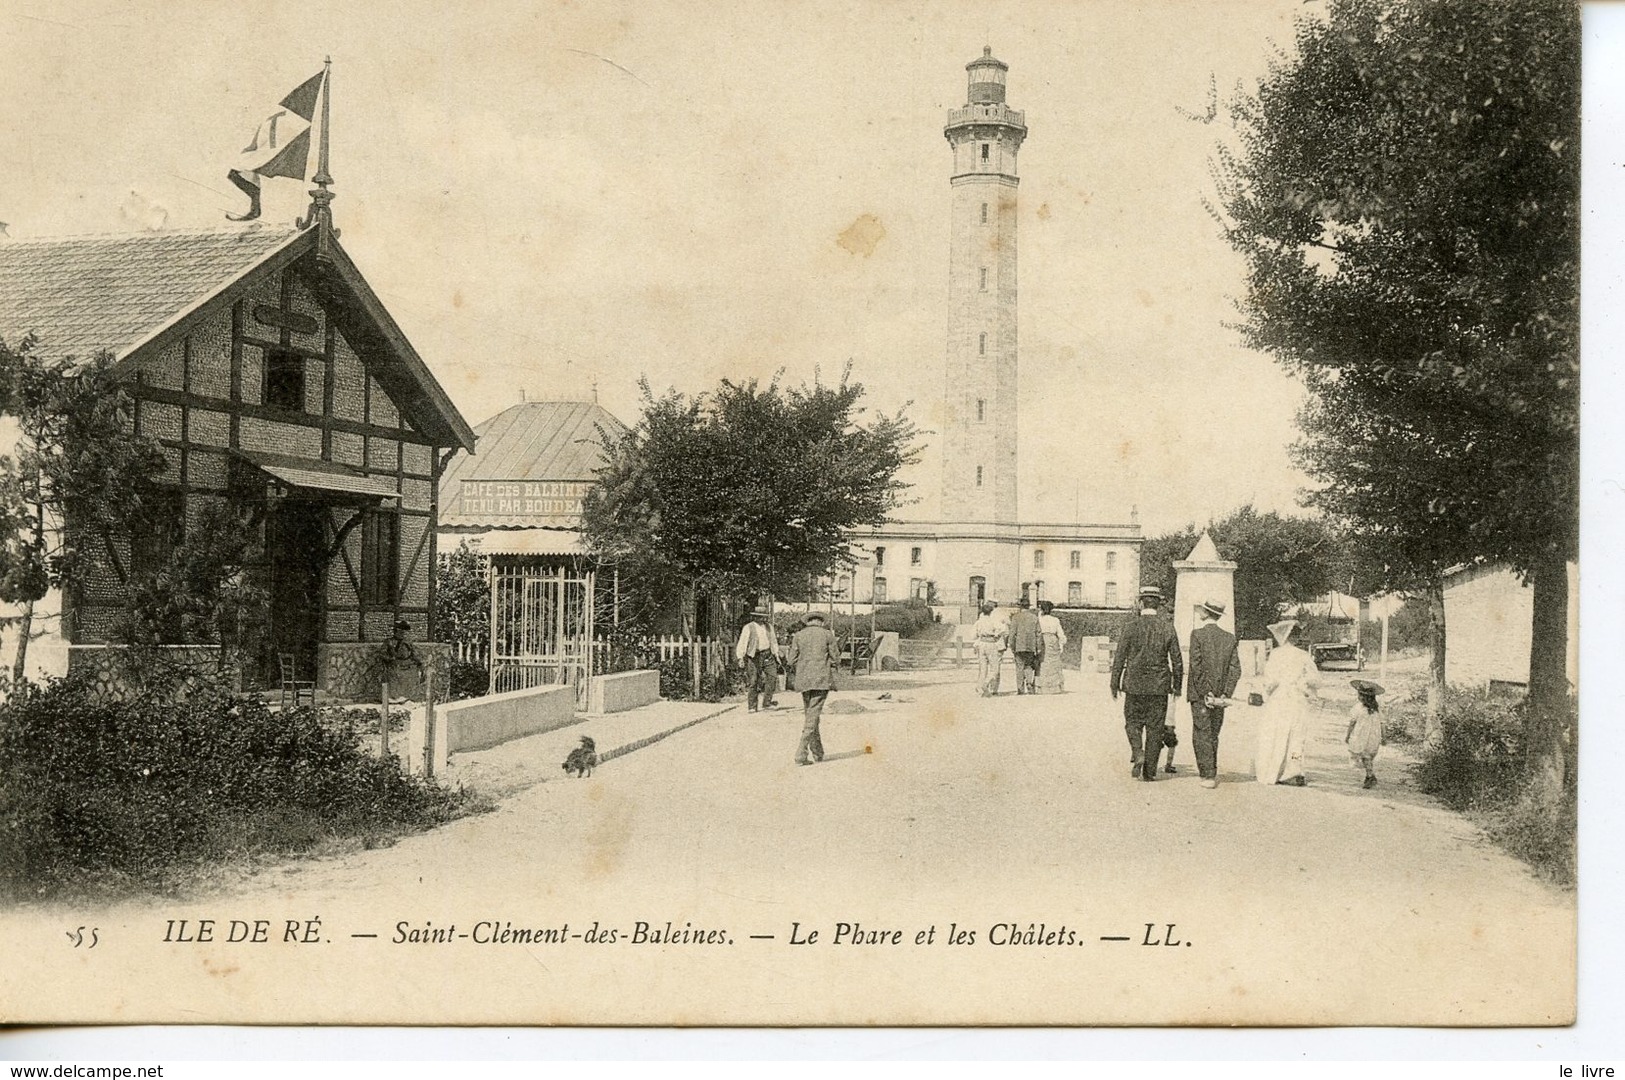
[562,736,598,778]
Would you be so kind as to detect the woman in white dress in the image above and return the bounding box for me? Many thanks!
[1254,619,1315,786]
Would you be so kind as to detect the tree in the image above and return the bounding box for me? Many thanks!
[1139,505,1352,640]
[0,336,261,690]
[580,370,920,633]
[1211,0,1578,795]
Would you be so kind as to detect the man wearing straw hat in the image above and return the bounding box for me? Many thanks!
[1186,599,1242,789]
[735,609,781,713]
[786,611,840,766]
[1110,585,1183,782]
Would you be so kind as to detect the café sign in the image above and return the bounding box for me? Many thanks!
[459,480,591,523]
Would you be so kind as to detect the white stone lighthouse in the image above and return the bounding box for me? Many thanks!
[849,48,1142,618]
[941,47,1026,526]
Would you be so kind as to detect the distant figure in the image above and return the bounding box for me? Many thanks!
[386,618,425,701]
[786,611,840,766]
[1007,596,1043,695]
[734,609,781,712]
[1036,600,1067,694]
[1254,619,1315,786]
[1110,585,1184,782]
[1185,599,1242,789]
[1345,678,1385,789]
[972,600,1007,697]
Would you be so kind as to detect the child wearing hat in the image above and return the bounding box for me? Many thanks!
[1345,679,1385,789]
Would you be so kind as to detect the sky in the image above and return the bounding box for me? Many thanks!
[0,0,1320,536]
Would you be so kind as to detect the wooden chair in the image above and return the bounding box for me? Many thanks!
[279,653,316,710]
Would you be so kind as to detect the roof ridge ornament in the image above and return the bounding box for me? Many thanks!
[297,57,339,245]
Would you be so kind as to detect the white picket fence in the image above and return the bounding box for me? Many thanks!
[454,635,725,678]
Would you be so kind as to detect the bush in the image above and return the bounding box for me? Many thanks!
[445,660,490,701]
[0,678,475,900]
[1410,688,1575,886]
[654,656,741,702]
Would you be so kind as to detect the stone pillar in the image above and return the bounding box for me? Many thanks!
[1172,531,1237,695]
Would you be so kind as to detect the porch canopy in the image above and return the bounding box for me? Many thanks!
[233,450,401,503]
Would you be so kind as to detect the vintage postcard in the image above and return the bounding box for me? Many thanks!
[0,0,1579,1027]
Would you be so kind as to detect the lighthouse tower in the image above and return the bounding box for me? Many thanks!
[850,48,1141,616]
[941,47,1026,525]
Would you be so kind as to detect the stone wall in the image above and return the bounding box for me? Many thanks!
[585,669,659,714]
[66,645,228,701]
[441,682,578,754]
[318,641,453,702]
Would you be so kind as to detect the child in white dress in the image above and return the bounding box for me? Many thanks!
[1345,679,1384,789]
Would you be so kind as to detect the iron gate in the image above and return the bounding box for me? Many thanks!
[489,563,596,702]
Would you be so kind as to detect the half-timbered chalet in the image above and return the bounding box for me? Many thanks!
[0,219,476,696]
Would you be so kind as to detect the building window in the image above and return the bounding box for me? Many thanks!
[969,575,986,602]
[976,465,983,488]
[1070,550,1081,570]
[910,546,922,566]
[873,577,887,603]
[981,143,990,161]
[1106,550,1118,571]
[980,202,988,224]
[836,573,851,598]
[1068,581,1083,606]
[1033,549,1045,570]
[1105,581,1119,606]
[874,546,885,568]
[979,332,986,356]
[980,267,988,291]
[1033,580,1044,602]
[910,577,925,600]
[361,509,399,607]
[265,348,306,412]
[976,398,986,422]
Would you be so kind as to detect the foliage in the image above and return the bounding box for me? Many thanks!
[580,371,920,629]
[0,676,474,899]
[1356,595,1433,656]
[0,338,170,679]
[432,541,489,652]
[1210,0,1578,746]
[770,599,940,642]
[0,336,270,683]
[116,499,266,677]
[1138,504,1352,639]
[653,655,741,702]
[1407,687,1575,885]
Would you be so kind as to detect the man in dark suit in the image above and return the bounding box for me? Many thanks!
[786,612,840,766]
[1110,585,1184,782]
[1007,596,1044,694]
[1186,599,1243,789]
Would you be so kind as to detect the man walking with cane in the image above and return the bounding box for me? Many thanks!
[1110,585,1183,782]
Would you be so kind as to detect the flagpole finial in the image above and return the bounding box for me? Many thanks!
[299,59,338,238]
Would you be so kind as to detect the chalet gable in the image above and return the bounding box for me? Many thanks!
[0,223,475,453]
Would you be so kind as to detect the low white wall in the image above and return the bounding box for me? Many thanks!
[587,669,660,714]
[441,682,577,754]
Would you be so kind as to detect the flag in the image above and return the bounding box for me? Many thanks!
[226,69,325,221]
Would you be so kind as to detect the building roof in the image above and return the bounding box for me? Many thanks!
[441,401,624,487]
[0,222,476,452]
[469,527,590,557]
[0,225,301,360]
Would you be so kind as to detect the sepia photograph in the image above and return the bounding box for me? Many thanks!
[0,0,1584,1030]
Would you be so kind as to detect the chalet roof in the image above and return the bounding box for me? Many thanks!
[440,401,625,488]
[0,225,301,360]
[0,223,476,452]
